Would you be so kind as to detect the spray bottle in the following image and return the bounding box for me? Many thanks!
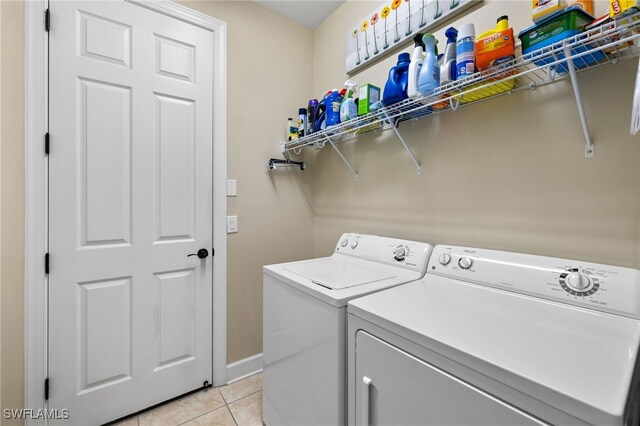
[340,80,359,122]
[407,33,425,98]
[417,34,440,96]
[440,27,458,84]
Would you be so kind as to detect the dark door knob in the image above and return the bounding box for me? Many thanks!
[188,248,209,259]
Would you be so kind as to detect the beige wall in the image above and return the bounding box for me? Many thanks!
[312,0,640,268]
[1,0,25,422]
[0,0,313,416]
[180,0,315,364]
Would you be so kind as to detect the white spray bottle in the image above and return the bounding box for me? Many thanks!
[340,80,359,122]
[407,33,425,98]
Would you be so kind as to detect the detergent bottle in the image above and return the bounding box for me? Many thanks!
[407,34,425,98]
[325,89,343,127]
[382,53,411,106]
[440,27,458,84]
[417,34,440,96]
[340,80,359,122]
[475,16,515,71]
[313,91,331,132]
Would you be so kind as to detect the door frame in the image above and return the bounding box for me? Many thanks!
[25,0,228,420]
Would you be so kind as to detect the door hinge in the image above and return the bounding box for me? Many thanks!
[45,133,50,155]
[44,378,49,400]
[45,253,49,274]
[45,9,50,32]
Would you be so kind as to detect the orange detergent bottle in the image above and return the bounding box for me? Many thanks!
[475,16,515,71]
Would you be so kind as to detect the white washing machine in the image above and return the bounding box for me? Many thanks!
[348,245,640,426]
[263,233,433,426]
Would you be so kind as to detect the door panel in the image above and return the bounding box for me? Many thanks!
[155,93,196,242]
[49,1,214,423]
[79,78,132,247]
[78,277,132,393]
[154,269,197,370]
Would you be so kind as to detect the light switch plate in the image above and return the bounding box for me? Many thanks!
[227,179,237,196]
[227,216,238,233]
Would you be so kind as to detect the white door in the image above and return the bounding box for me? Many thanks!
[48,1,214,423]
[355,331,547,426]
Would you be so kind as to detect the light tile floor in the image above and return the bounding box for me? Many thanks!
[116,373,263,426]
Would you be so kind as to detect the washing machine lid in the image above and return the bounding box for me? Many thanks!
[348,277,640,425]
[284,258,396,290]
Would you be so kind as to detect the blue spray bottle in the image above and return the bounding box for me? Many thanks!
[417,34,440,96]
[440,27,458,84]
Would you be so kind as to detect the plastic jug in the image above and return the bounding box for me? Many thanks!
[325,90,343,127]
[382,53,411,106]
[313,94,329,132]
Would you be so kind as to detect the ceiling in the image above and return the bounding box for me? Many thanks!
[252,0,345,29]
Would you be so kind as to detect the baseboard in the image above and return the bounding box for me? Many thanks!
[226,353,263,384]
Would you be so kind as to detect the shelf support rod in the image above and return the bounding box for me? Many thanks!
[391,124,422,174]
[323,135,358,179]
[563,45,595,158]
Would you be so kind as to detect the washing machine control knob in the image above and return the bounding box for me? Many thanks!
[394,245,409,261]
[340,238,349,247]
[439,253,451,265]
[567,272,590,291]
[458,257,473,270]
[350,240,359,249]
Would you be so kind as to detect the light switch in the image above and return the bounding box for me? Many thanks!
[227,216,238,233]
[227,179,237,196]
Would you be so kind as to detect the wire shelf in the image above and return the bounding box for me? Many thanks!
[283,14,640,154]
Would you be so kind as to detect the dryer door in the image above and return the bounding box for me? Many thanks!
[354,331,547,426]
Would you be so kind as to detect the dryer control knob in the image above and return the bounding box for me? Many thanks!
[340,238,349,247]
[394,245,409,260]
[458,257,473,270]
[567,272,590,291]
[350,240,359,249]
[439,253,451,265]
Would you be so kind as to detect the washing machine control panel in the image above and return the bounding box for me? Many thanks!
[428,245,640,319]
[334,233,433,274]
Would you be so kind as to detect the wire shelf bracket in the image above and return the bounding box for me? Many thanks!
[323,134,358,179]
[390,121,422,174]
[563,45,595,157]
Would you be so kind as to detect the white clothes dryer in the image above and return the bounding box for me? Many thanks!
[347,245,640,426]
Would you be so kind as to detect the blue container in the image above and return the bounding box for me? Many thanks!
[382,53,411,106]
[518,6,604,74]
[313,98,327,132]
[325,90,343,127]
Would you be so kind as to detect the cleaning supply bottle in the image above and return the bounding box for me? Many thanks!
[475,16,515,71]
[417,34,440,96]
[298,108,307,138]
[340,80,359,122]
[313,91,331,132]
[287,118,297,141]
[325,89,343,127]
[440,27,458,84]
[307,99,319,135]
[382,53,411,106]
[456,23,476,79]
[407,34,425,98]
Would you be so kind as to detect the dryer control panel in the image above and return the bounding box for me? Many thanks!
[335,233,433,275]
[428,245,640,320]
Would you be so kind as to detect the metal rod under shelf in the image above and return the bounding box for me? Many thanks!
[267,158,305,171]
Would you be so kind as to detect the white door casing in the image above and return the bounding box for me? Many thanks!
[25,0,228,423]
